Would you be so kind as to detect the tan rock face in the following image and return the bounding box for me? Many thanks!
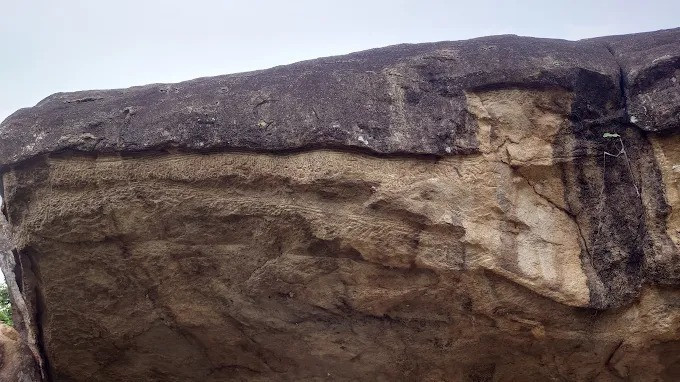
[0,324,41,382]
[1,29,680,381]
[652,135,680,247]
[464,88,589,306]
[3,90,680,379]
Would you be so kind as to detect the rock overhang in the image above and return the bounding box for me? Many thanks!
[6,31,676,168]
[1,28,680,382]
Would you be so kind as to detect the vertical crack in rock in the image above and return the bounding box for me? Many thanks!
[605,43,630,120]
[22,249,52,382]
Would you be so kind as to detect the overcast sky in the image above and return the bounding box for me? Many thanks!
[1,0,679,122]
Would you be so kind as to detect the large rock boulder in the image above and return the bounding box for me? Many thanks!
[1,28,679,381]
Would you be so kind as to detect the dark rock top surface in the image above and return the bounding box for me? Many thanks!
[1,28,679,168]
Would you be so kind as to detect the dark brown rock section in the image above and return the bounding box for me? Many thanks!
[555,121,678,308]
[595,28,680,132]
[0,34,622,166]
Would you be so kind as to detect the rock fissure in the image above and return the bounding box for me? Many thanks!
[604,43,630,122]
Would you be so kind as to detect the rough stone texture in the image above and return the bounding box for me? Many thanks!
[0,213,45,381]
[0,34,622,165]
[594,28,680,131]
[0,322,41,381]
[1,28,680,381]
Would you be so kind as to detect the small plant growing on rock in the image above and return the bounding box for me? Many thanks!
[0,283,11,326]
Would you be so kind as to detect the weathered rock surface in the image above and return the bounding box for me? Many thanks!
[591,28,680,131]
[0,212,44,381]
[1,28,679,381]
[0,323,41,381]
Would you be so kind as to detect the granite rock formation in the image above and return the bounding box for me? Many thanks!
[1,28,679,381]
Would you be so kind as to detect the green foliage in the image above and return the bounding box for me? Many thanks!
[0,283,12,326]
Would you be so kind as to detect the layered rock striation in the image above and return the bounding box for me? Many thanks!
[1,28,679,381]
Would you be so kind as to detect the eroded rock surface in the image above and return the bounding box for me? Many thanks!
[0,324,41,382]
[1,28,680,381]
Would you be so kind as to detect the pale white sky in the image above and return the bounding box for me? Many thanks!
[1,0,679,122]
